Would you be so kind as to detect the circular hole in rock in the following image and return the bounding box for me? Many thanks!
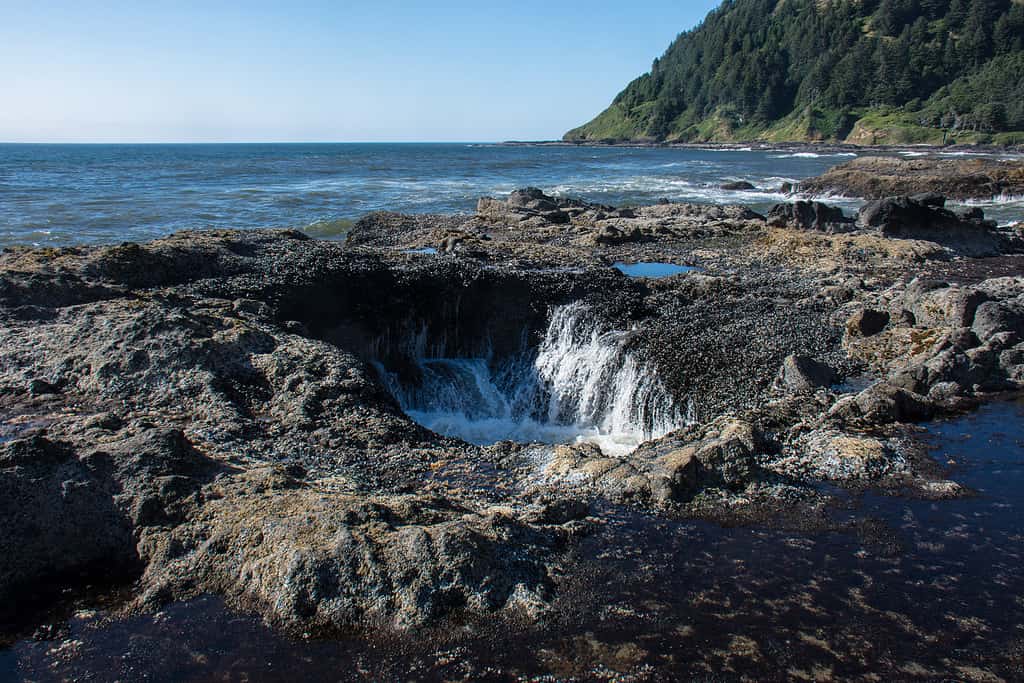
[374,302,688,457]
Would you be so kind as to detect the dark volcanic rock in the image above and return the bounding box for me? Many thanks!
[0,436,137,620]
[720,181,756,191]
[774,354,837,394]
[853,384,935,424]
[902,281,988,329]
[856,196,1003,255]
[973,299,1024,342]
[767,201,853,233]
[846,308,890,337]
[477,187,587,226]
[910,192,947,207]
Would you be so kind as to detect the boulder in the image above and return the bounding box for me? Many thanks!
[846,308,890,337]
[689,421,764,490]
[628,421,768,503]
[856,196,1001,254]
[788,431,903,481]
[903,282,988,329]
[720,181,756,191]
[593,225,645,245]
[507,187,558,211]
[972,298,1024,342]
[649,446,700,503]
[774,354,837,394]
[478,188,581,226]
[853,384,935,424]
[767,201,853,233]
[0,437,138,616]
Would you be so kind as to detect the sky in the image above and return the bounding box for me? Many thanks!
[0,1,719,143]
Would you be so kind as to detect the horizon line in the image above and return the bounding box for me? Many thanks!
[0,140,529,145]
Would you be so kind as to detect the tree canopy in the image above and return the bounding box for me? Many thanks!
[565,0,1024,143]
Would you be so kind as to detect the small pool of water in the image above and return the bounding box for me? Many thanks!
[834,374,877,393]
[404,247,438,255]
[612,262,698,279]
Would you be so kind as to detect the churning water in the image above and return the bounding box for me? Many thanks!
[4,143,1021,247]
[375,303,686,456]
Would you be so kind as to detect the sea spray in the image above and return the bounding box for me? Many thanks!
[376,302,686,456]
[300,217,354,239]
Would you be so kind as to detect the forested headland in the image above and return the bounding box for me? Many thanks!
[565,0,1024,145]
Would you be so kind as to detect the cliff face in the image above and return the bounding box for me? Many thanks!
[566,0,1024,145]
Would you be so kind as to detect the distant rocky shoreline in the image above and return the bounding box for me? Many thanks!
[798,155,1024,200]
[2,156,1024,676]
[502,139,1024,155]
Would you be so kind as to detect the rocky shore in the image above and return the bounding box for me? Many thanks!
[799,155,1024,200]
[2,171,1024,675]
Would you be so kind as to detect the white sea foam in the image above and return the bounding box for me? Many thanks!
[770,152,857,159]
[958,194,1024,207]
[548,176,792,205]
[376,303,687,456]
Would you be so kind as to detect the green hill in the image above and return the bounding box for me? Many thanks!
[565,0,1024,145]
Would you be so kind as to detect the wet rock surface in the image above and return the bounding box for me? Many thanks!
[1,185,1023,678]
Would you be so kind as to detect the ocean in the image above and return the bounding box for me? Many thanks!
[1,143,1021,247]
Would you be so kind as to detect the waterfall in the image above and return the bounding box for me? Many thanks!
[375,302,686,456]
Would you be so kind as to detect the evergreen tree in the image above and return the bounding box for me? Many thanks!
[564,0,1024,141]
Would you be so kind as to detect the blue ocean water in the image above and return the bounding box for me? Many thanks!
[0,143,1020,247]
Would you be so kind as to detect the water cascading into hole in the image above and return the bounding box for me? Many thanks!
[375,302,687,456]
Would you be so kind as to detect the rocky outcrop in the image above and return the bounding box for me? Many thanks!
[720,181,756,191]
[843,276,1024,404]
[773,354,837,394]
[799,156,1024,200]
[474,188,764,251]
[855,196,1002,253]
[539,419,769,507]
[767,201,854,233]
[476,187,621,227]
[138,472,565,632]
[846,308,890,337]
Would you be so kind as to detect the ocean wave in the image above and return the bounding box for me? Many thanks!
[300,217,354,238]
[959,193,1024,206]
[770,152,858,159]
[549,176,796,205]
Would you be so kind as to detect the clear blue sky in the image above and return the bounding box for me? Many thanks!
[0,1,719,142]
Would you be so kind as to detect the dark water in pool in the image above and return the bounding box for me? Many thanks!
[2,144,1021,248]
[613,261,699,278]
[2,400,1023,681]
